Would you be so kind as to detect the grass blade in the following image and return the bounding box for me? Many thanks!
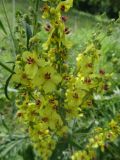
[0,19,7,35]
[5,73,14,100]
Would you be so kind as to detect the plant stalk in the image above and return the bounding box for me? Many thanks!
[0,61,15,74]
[2,0,17,56]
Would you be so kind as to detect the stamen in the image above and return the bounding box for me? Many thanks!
[27,57,35,64]
[73,92,79,99]
[44,72,51,80]
[36,99,41,106]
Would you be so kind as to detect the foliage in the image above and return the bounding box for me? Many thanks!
[74,0,120,18]
[0,0,120,160]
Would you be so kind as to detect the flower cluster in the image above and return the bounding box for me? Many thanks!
[11,0,115,160]
[65,43,111,121]
[72,116,120,160]
[12,0,73,159]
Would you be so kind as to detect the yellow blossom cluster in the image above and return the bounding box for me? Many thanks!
[72,116,120,160]
[12,0,73,159]
[71,150,96,160]
[11,0,113,159]
[65,43,111,121]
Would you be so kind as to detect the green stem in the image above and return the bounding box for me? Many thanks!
[22,145,35,160]
[0,61,15,74]
[2,0,16,55]
[69,139,82,150]
[12,0,16,33]
[33,0,40,35]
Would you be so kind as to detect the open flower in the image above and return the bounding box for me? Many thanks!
[57,0,73,12]
[12,64,30,86]
[65,88,85,107]
[22,51,46,79]
[33,66,62,93]
[72,150,90,160]
[34,93,46,109]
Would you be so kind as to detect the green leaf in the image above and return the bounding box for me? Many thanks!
[22,145,35,160]
[0,140,22,158]
[1,116,9,132]
[69,139,82,150]
[0,19,7,35]
[50,137,68,160]
[24,22,32,50]
[75,121,95,133]
[0,61,15,74]
[5,73,13,100]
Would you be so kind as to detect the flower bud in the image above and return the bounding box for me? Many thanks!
[61,16,68,22]
[64,27,70,34]
[45,24,51,32]
[99,69,105,75]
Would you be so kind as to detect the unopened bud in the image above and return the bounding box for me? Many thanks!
[45,24,51,32]
[64,27,70,34]
[99,69,105,75]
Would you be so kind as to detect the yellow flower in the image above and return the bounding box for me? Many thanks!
[42,4,50,19]
[57,125,68,136]
[57,0,73,12]
[75,75,98,91]
[109,119,117,130]
[12,64,30,86]
[89,133,105,152]
[65,105,79,120]
[76,43,99,76]
[47,95,58,110]
[72,150,90,160]
[34,92,46,109]
[22,51,46,79]
[33,66,62,93]
[35,136,56,160]
[39,106,63,130]
[65,88,85,107]
[29,123,49,141]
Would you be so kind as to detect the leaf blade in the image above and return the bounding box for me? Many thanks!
[5,73,14,100]
[0,19,7,35]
